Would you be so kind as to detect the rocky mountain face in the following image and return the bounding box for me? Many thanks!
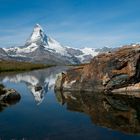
[1,24,113,64]
[55,44,140,95]
[0,48,10,60]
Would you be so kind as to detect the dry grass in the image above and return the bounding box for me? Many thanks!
[0,60,53,72]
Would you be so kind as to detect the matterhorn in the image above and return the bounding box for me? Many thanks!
[2,24,113,64]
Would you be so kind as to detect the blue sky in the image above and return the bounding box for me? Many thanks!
[0,0,140,48]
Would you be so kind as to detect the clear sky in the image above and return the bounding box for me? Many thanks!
[0,0,140,48]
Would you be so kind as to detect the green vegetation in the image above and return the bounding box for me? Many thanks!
[0,61,54,73]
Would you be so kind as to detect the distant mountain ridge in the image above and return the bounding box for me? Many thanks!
[1,24,115,64]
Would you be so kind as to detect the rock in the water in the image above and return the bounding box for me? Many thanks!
[0,84,21,112]
[55,44,140,95]
[2,89,21,101]
[0,84,21,102]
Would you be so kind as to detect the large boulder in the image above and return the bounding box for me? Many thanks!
[0,84,21,111]
[55,45,140,94]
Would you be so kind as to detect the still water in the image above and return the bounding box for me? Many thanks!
[0,66,140,140]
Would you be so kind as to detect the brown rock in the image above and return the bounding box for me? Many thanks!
[55,45,140,94]
[0,84,21,102]
[0,84,21,112]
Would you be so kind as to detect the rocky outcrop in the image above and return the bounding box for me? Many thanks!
[0,84,21,111]
[55,45,140,94]
[55,90,140,134]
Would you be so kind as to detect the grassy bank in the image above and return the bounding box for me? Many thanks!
[0,61,54,72]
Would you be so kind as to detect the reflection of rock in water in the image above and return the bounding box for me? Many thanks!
[0,99,20,112]
[55,90,140,134]
[0,66,70,105]
[2,73,48,105]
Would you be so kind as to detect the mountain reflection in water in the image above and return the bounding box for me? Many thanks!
[55,90,140,134]
[1,66,140,139]
[0,66,69,105]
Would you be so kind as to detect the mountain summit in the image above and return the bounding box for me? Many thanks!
[2,24,114,64]
[25,24,70,57]
[25,24,48,46]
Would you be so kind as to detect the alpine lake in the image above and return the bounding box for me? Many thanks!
[0,66,140,140]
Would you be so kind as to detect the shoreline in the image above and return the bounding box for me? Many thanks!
[0,60,56,73]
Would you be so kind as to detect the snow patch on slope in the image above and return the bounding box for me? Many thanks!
[75,47,99,62]
[4,43,38,54]
[44,37,69,56]
[80,47,99,56]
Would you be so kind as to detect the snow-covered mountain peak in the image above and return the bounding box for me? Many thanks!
[35,23,43,30]
[2,24,114,64]
[25,24,48,46]
[21,24,70,57]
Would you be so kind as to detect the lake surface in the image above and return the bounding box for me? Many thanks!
[0,66,140,140]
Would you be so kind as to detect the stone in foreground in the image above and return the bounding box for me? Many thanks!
[0,84,21,111]
[55,44,140,95]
